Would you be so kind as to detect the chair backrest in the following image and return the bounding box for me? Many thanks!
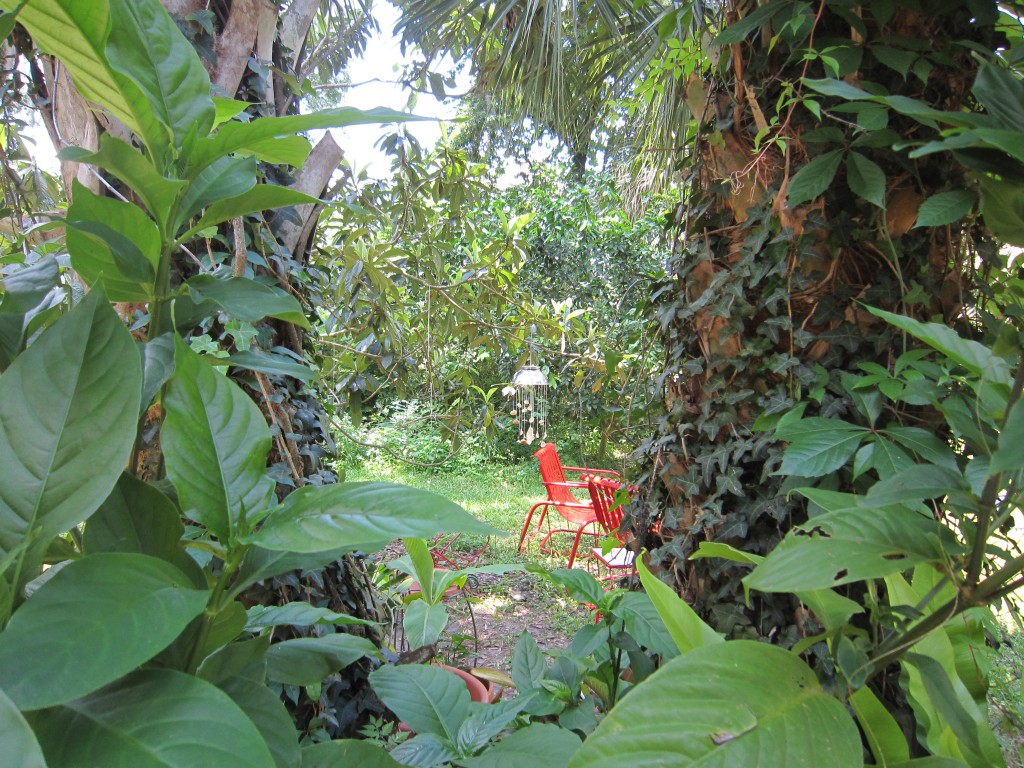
[587,476,626,539]
[534,443,594,523]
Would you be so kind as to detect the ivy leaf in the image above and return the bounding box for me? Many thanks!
[847,151,887,208]
[914,190,977,228]
[787,149,845,206]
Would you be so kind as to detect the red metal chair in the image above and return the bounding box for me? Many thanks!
[586,476,636,577]
[517,443,622,569]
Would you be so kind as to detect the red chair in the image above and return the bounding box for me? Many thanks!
[586,476,636,577]
[517,443,621,569]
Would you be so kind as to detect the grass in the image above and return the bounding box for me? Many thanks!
[991,622,1024,767]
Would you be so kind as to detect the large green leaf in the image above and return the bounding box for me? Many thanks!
[66,181,161,301]
[106,0,214,155]
[978,175,1024,246]
[210,350,314,384]
[245,482,499,554]
[0,255,60,370]
[30,669,275,767]
[176,155,257,227]
[616,591,681,659]
[82,472,183,561]
[370,664,471,742]
[850,686,910,766]
[773,417,869,477]
[187,107,428,178]
[0,553,209,710]
[990,397,1024,475]
[511,631,547,693]
[265,634,378,687]
[0,0,169,163]
[914,190,977,228]
[866,464,966,506]
[637,557,723,655]
[163,337,274,542]
[0,289,141,568]
[184,275,311,329]
[245,602,376,631]
[570,641,860,767]
[787,149,845,206]
[60,136,186,232]
[404,600,449,649]
[230,546,350,597]
[867,307,1012,386]
[301,741,402,768]
[0,687,46,768]
[180,185,321,242]
[847,150,887,208]
[745,504,959,592]
[460,723,582,768]
[218,677,300,768]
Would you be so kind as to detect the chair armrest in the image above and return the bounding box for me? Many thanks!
[563,466,622,480]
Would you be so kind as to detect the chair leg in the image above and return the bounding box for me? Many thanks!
[518,502,549,552]
[566,522,598,570]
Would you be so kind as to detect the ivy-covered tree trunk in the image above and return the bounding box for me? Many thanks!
[17,0,386,737]
[636,0,996,655]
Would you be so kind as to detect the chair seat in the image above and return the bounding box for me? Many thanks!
[590,546,635,569]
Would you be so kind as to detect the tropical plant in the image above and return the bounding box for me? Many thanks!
[0,0,497,763]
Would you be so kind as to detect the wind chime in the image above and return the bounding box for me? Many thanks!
[507,362,549,445]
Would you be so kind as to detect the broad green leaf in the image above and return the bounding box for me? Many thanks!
[218,677,300,768]
[798,588,863,634]
[457,697,537,754]
[512,631,547,693]
[82,472,183,561]
[0,289,141,568]
[30,669,275,767]
[265,633,378,686]
[690,541,764,566]
[239,135,312,167]
[535,567,604,606]
[774,417,869,477]
[181,184,321,241]
[883,427,959,471]
[0,255,60,370]
[177,155,256,226]
[0,553,209,710]
[461,723,582,768]
[802,77,873,100]
[990,398,1024,475]
[0,687,46,768]
[185,275,311,329]
[300,741,402,768]
[244,602,376,631]
[141,333,175,410]
[972,60,1024,131]
[106,0,213,154]
[568,641,861,768]
[196,634,270,686]
[404,600,449,649]
[390,733,459,767]
[978,175,1024,246]
[230,546,350,597]
[787,149,844,206]
[866,464,966,506]
[60,136,186,231]
[245,482,498,554]
[66,181,161,301]
[636,557,722,654]
[210,350,314,383]
[712,0,789,45]
[850,686,910,766]
[370,664,471,742]
[915,190,977,228]
[163,336,274,542]
[617,591,680,659]
[867,307,1012,385]
[404,537,436,601]
[905,653,1002,767]
[745,506,960,592]
[188,107,428,177]
[0,0,169,164]
[847,151,887,208]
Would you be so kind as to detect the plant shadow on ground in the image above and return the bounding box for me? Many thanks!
[343,458,595,672]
